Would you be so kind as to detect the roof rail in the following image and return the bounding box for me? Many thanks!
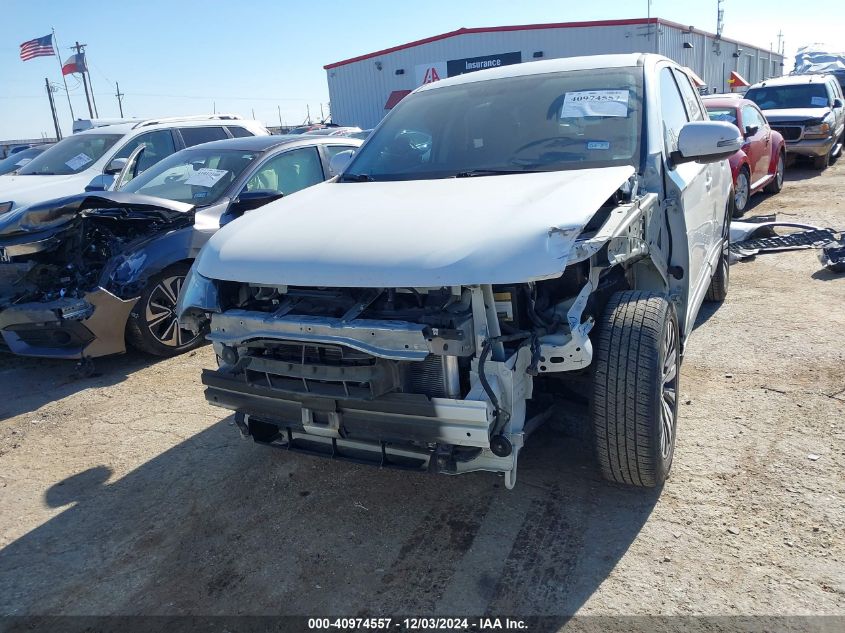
[132,114,244,129]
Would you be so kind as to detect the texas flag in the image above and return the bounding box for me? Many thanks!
[61,52,87,76]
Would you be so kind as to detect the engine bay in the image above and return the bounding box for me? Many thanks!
[0,208,191,308]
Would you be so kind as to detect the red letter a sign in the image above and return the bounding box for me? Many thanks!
[423,66,440,83]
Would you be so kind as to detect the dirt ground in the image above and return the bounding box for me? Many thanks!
[0,160,843,626]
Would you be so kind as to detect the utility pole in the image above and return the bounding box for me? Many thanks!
[115,82,124,117]
[72,41,95,118]
[306,104,311,124]
[44,78,62,141]
[277,105,283,129]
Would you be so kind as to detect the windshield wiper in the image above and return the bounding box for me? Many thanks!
[454,169,542,178]
[339,173,373,182]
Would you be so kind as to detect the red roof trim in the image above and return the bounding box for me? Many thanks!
[323,17,780,71]
[324,18,657,70]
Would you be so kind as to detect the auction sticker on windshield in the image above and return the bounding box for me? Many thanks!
[65,153,93,170]
[810,96,828,107]
[185,168,228,187]
[561,90,629,118]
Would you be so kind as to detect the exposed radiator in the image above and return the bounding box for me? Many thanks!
[408,354,461,399]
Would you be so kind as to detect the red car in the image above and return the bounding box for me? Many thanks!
[704,96,786,215]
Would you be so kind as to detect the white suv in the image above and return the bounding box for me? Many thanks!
[0,115,268,213]
[180,54,740,489]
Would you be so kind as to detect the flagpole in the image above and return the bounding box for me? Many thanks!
[72,41,94,118]
[51,28,75,122]
[86,65,100,118]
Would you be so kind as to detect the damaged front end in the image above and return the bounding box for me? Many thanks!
[183,177,662,487]
[0,193,193,358]
[195,283,545,488]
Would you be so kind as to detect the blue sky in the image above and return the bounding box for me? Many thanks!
[1,0,842,139]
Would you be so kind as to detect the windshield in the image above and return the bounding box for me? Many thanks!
[0,147,46,176]
[745,84,830,110]
[17,134,121,175]
[343,67,643,181]
[121,147,261,204]
[706,107,738,126]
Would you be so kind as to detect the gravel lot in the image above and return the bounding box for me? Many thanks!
[0,161,843,625]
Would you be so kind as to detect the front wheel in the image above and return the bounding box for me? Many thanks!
[591,291,681,488]
[813,149,831,170]
[126,263,206,357]
[705,203,731,303]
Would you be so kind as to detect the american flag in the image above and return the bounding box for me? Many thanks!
[20,34,55,61]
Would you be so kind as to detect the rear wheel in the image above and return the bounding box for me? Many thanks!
[126,263,205,357]
[591,291,680,488]
[764,151,785,194]
[733,167,750,215]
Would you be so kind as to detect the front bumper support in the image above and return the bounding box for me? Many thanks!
[202,368,523,486]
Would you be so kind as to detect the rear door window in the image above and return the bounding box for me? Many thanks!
[113,130,178,173]
[227,126,254,138]
[179,126,229,147]
[243,147,325,195]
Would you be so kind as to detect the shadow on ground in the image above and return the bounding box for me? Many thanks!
[783,164,828,182]
[0,347,198,421]
[0,408,658,629]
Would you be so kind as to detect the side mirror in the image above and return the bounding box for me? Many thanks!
[84,174,115,192]
[328,149,355,177]
[231,189,283,213]
[104,157,128,175]
[744,125,759,138]
[834,98,844,108]
[672,121,743,166]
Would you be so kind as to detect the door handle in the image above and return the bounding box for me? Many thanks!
[705,170,713,190]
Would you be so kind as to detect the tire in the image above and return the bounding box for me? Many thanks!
[705,204,731,303]
[733,167,750,215]
[126,263,206,357]
[813,150,831,170]
[764,151,785,194]
[591,291,681,488]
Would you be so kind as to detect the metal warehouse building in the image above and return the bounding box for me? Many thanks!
[325,17,784,128]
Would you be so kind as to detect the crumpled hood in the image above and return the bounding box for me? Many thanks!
[197,166,635,287]
[0,191,194,238]
[762,107,831,123]
[0,174,89,211]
